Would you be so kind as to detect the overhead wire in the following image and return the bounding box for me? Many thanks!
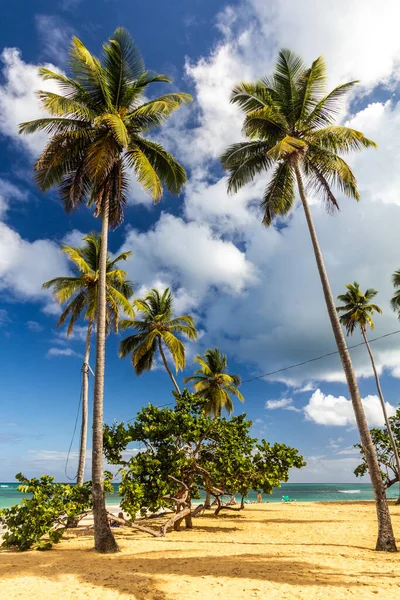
[240,328,400,384]
[64,368,84,481]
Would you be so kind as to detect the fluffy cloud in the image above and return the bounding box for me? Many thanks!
[121,213,257,301]
[0,222,70,311]
[0,48,61,155]
[304,389,397,427]
[249,0,400,89]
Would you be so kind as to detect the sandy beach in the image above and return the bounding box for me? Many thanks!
[0,501,399,599]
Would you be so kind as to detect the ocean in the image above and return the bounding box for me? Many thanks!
[0,482,399,509]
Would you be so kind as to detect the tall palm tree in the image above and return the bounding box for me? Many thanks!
[337,282,400,502]
[20,29,190,553]
[43,232,134,486]
[119,288,197,392]
[221,49,396,551]
[184,348,244,417]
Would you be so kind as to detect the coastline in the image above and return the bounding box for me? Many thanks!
[1,501,399,599]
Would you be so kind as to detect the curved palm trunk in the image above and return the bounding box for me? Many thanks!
[361,328,400,504]
[294,163,397,552]
[77,318,94,486]
[92,196,119,553]
[158,337,181,394]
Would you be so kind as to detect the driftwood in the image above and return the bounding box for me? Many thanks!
[106,511,162,538]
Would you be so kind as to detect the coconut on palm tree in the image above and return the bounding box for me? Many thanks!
[20,28,190,553]
[43,232,134,486]
[337,282,400,503]
[221,49,396,551]
[119,287,197,392]
[184,348,244,417]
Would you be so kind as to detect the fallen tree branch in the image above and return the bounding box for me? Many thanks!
[160,507,191,536]
[191,504,204,517]
[106,512,162,538]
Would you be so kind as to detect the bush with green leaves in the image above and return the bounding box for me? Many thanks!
[0,473,93,551]
[354,407,400,500]
[103,390,306,522]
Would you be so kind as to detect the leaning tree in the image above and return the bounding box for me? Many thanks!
[221,49,396,551]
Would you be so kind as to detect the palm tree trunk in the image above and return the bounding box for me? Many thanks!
[77,318,93,486]
[294,162,397,552]
[158,337,181,394]
[92,195,119,554]
[361,328,400,504]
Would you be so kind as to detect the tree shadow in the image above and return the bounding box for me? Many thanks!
[0,542,393,599]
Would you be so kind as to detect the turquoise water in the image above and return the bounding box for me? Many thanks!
[1,481,398,509]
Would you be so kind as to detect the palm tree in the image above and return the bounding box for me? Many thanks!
[43,233,134,487]
[391,269,400,315]
[220,49,396,551]
[20,29,190,553]
[184,348,244,417]
[119,288,197,392]
[337,282,400,503]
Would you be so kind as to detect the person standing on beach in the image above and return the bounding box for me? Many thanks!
[257,492,262,503]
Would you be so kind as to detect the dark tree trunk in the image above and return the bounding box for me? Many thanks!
[158,336,181,394]
[294,163,397,552]
[77,318,93,486]
[92,196,120,554]
[362,328,400,504]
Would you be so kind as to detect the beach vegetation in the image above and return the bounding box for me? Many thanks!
[0,474,93,551]
[354,407,400,503]
[103,390,305,532]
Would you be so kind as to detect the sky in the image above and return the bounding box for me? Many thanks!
[1,0,400,485]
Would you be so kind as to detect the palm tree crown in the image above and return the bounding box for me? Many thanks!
[184,348,244,417]
[336,282,382,336]
[19,28,192,225]
[43,232,134,334]
[221,49,376,224]
[391,270,400,317]
[119,288,197,388]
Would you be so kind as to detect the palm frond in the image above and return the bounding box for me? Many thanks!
[221,141,273,194]
[296,55,326,122]
[305,81,358,128]
[261,162,295,226]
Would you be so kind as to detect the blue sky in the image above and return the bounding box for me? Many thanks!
[1,0,400,484]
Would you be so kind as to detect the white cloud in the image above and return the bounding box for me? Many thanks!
[290,454,365,484]
[0,222,70,311]
[336,446,360,456]
[0,309,9,326]
[0,178,27,218]
[249,0,400,89]
[35,15,74,65]
[26,320,43,332]
[0,48,62,155]
[121,213,257,299]
[304,389,397,427]
[265,398,294,410]
[46,347,81,358]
